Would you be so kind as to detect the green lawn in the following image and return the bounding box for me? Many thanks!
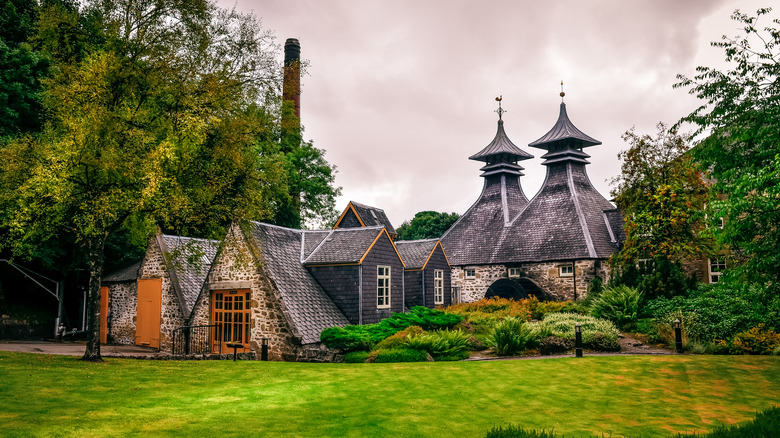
[0,352,777,437]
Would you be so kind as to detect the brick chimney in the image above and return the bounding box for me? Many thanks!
[283,38,301,128]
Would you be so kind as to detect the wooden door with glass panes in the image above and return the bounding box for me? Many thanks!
[211,290,252,353]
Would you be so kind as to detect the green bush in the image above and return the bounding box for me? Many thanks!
[487,317,537,356]
[321,307,462,352]
[371,348,429,363]
[342,351,370,363]
[724,325,780,355]
[645,282,780,343]
[585,332,621,352]
[589,285,642,330]
[404,329,470,359]
[538,336,572,355]
[533,312,620,346]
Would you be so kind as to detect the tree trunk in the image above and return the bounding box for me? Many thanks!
[81,234,107,362]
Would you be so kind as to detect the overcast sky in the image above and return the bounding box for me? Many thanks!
[232,0,765,228]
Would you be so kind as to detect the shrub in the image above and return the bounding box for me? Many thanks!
[538,336,573,355]
[321,307,462,352]
[467,335,486,351]
[727,325,780,355]
[404,329,470,359]
[320,325,376,352]
[371,348,429,363]
[433,350,470,361]
[585,332,620,352]
[487,317,537,356]
[589,285,642,331]
[372,326,424,351]
[533,312,620,345]
[645,282,780,343]
[342,351,370,363]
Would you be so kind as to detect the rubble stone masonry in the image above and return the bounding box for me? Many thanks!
[190,225,301,361]
[451,259,608,302]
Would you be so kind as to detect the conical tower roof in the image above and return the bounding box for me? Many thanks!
[528,102,601,150]
[470,120,534,163]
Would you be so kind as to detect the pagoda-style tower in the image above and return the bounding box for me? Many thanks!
[442,98,533,268]
[445,95,624,303]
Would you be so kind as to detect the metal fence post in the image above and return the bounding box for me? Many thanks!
[575,324,582,358]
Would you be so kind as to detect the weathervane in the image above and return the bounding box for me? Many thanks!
[560,81,565,102]
[495,95,505,120]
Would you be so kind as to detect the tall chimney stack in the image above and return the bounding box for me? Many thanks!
[283,38,301,125]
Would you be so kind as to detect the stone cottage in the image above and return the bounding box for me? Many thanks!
[101,232,218,350]
[186,219,412,360]
[442,100,625,302]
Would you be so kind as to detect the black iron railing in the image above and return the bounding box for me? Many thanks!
[171,324,219,355]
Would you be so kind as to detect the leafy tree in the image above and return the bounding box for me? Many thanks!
[609,123,711,298]
[0,0,50,138]
[674,7,780,293]
[396,211,460,240]
[0,0,284,361]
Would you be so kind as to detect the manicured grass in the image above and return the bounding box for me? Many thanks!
[0,353,778,437]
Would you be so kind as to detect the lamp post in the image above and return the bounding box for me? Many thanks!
[575,324,582,358]
[261,338,269,361]
[674,319,683,354]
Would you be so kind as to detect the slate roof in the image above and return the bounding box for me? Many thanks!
[102,260,141,282]
[247,222,350,344]
[303,226,388,265]
[470,120,534,163]
[345,201,397,235]
[160,235,219,317]
[529,103,601,150]
[442,102,621,266]
[395,239,439,270]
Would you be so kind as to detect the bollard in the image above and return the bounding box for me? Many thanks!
[261,338,269,361]
[674,319,683,353]
[575,324,582,357]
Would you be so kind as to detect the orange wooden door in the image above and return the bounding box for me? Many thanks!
[211,290,251,354]
[99,286,109,344]
[136,278,162,349]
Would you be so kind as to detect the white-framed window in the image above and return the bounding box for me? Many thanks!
[377,266,391,308]
[708,258,725,283]
[559,264,573,277]
[508,268,522,278]
[718,217,725,229]
[434,270,444,305]
[464,269,476,279]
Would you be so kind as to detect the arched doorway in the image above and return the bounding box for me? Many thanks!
[485,277,544,300]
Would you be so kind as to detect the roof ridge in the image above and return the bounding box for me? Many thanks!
[302,229,335,264]
[566,162,598,258]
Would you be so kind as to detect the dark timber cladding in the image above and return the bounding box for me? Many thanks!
[304,226,405,325]
[441,117,533,266]
[396,239,452,308]
[333,201,397,238]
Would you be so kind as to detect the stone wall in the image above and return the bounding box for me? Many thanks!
[191,224,301,361]
[451,259,608,302]
[107,281,136,345]
[138,236,186,351]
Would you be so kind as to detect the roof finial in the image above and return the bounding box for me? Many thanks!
[495,95,505,120]
[560,81,565,102]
